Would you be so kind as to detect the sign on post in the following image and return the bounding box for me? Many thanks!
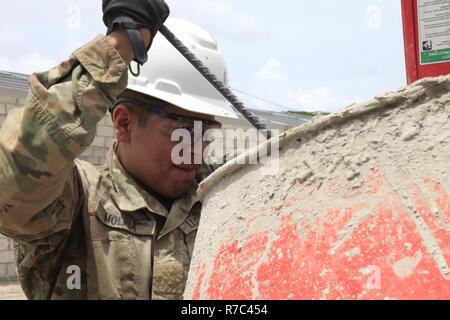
[402,0,450,83]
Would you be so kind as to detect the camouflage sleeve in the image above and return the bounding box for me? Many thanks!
[0,35,128,241]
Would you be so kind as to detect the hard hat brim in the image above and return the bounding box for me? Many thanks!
[127,84,239,120]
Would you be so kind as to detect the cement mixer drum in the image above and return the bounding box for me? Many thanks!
[184,76,450,300]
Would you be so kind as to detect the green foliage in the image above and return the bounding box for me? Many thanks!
[286,110,330,118]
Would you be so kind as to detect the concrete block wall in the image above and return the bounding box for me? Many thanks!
[78,116,115,165]
[0,237,15,281]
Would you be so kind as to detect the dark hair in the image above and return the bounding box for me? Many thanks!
[127,104,153,128]
[113,90,160,128]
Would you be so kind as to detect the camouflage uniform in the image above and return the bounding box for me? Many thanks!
[0,36,201,300]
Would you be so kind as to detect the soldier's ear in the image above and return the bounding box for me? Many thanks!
[113,104,132,143]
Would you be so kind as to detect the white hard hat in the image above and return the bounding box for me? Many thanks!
[126,18,238,120]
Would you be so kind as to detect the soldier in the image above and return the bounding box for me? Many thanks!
[0,0,237,299]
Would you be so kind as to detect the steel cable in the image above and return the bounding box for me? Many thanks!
[160,25,273,140]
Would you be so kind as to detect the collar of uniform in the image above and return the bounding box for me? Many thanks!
[106,143,169,217]
[157,182,200,240]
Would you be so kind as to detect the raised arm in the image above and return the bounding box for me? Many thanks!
[0,30,136,239]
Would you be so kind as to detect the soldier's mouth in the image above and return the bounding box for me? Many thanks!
[174,164,199,172]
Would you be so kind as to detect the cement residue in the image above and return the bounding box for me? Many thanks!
[393,251,422,279]
[153,255,186,297]
[185,76,450,299]
[0,283,26,300]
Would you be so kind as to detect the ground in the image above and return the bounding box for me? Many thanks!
[0,282,26,300]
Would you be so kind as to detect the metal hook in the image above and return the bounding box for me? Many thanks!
[129,62,141,77]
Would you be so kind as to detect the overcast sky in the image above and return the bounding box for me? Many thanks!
[0,0,406,113]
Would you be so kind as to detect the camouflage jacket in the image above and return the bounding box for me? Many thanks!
[0,36,201,300]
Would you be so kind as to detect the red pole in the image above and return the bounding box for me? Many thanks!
[401,0,418,84]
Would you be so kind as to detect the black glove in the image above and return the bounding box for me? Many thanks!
[103,0,170,67]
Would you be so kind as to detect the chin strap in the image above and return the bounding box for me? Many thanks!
[129,62,141,77]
